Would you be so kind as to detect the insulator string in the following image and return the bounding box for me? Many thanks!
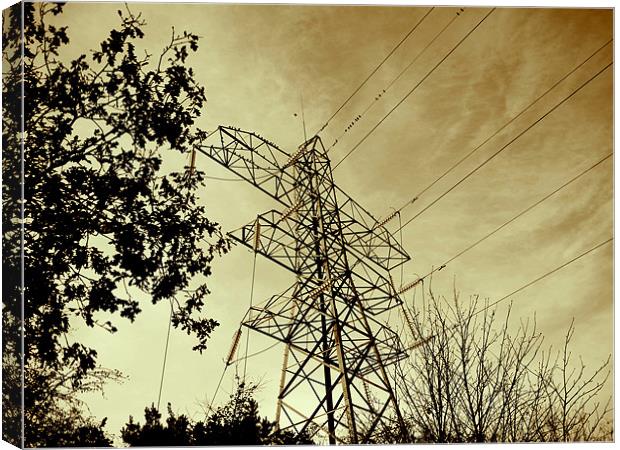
[227,328,243,366]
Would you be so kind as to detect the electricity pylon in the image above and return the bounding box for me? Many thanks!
[199,126,411,444]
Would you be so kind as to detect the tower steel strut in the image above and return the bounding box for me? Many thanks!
[199,126,411,444]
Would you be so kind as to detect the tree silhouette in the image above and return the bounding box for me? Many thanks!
[3,2,26,445]
[383,285,612,443]
[121,382,315,446]
[3,2,229,446]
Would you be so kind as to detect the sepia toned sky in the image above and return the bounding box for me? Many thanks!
[54,3,612,440]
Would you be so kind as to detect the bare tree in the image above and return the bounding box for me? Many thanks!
[388,282,612,443]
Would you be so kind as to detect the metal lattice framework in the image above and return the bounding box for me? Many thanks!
[199,126,411,444]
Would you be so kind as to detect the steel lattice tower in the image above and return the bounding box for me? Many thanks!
[199,126,411,444]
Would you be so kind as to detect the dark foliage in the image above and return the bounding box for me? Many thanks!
[25,401,113,448]
[122,383,314,446]
[2,2,25,446]
[2,2,229,446]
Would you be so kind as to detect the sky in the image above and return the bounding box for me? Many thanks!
[52,3,613,441]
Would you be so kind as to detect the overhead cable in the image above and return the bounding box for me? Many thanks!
[332,8,496,170]
[316,7,435,135]
[472,237,612,318]
[407,238,612,351]
[388,38,612,218]
[397,151,612,291]
[397,61,613,231]
[328,8,464,151]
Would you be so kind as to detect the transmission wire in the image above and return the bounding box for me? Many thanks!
[387,38,612,218]
[206,245,270,414]
[206,366,228,415]
[242,252,258,381]
[316,7,434,135]
[207,255,261,415]
[472,237,612,318]
[398,212,404,287]
[409,238,612,351]
[332,8,496,170]
[229,341,280,365]
[397,60,613,231]
[327,8,463,151]
[156,299,173,411]
[399,151,612,292]
[442,153,612,266]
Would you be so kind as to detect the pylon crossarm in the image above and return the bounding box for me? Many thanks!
[243,287,404,363]
[229,211,301,274]
[199,126,299,205]
[217,126,290,169]
[230,210,409,295]
[333,187,410,270]
[343,261,403,314]
[200,126,409,269]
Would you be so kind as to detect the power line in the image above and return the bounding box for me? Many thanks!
[406,237,612,350]
[398,212,404,287]
[472,237,612,318]
[443,153,612,266]
[207,264,284,410]
[316,7,434,135]
[301,93,308,142]
[205,175,249,182]
[332,8,496,170]
[327,9,464,152]
[157,300,173,411]
[396,151,612,293]
[208,326,243,414]
[229,341,280,365]
[206,366,228,415]
[388,38,612,217]
[397,60,613,231]
[242,252,258,380]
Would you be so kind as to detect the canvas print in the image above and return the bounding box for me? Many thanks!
[2,1,613,447]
